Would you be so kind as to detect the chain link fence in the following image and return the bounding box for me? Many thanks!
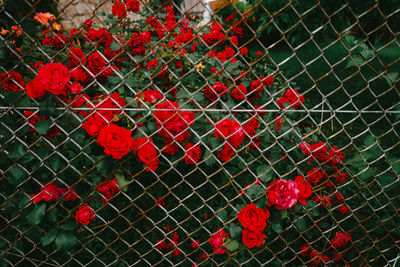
[0,0,399,266]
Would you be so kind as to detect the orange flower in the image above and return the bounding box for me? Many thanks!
[11,26,22,36]
[34,12,56,26]
[0,28,9,35]
[52,23,61,31]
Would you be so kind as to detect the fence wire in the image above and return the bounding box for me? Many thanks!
[0,0,399,266]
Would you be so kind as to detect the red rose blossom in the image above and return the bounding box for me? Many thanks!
[25,78,47,98]
[204,82,228,102]
[184,143,202,164]
[97,178,120,204]
[0,71,25,92]
[75,205,95,225]
[242,228,266,248]
[87,51,106,74]
[231,84,247,100]
[267,179,300,209]
[132,135,159,172]
[97,124,133,159]
[35,63,70,95]
[295,176,312,205]
[208,228,228,255]
[330,232,351,248]
[214,118,245,148]
[238,203,269,232]
[112,0,127,18]
[125,0,140,12]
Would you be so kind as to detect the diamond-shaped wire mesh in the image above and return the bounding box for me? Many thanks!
[0,0,399,266]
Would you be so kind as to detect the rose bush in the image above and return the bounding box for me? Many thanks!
[0,1,397,266]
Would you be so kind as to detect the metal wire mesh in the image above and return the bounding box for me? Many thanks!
[0,0,399,266]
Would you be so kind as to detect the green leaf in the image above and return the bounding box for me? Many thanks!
[7,166,28,185]
[110,41,122,51]
[192,93,205,102]
[146,122,157,133]
[35,120,51,135]
[225,239,239,251]
[39,96,57,116]
[363,135,374,147]
[27,203,46,225]
[41,228,58,246]
[271,222,283,233]
[216,209,228,223]
[7,142,25,160]
[116,173,129,192]
[346,55,364,68]
[294,217,307,231]
[60,221,76,231]
[107,76,120,85]
[229,224,242,239]
[383,72,399,86]
[360,49,374,60]
[204,150,216,166]
[47,207,58,223]
[55,232,76,250]
[256,165,270,182]
[125,77,136,87]
[245,184,265,200]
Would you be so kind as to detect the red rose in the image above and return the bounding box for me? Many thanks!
[75,205,95,225]
[146,58,158,70]
[97,124,133,159]
[132,135,159,172]
[162,141,179,155]
[263,76,274,87]
[87,51,106,74]
[68,47,87,67]
[242,228,266,248]
[204,82,228,102]
[156,240,166,250]
[112,0,127,18]
[218,144,235,162]
[231,84,247,100]
[127,32,146,56]
[153,101,194,143]
[300,244,311,257]
[125,0,140,12]
[68,82,83,94]
[214,118,245,148]
[191,240,199,248]
[256,51,262,56]
[184,143,202,164]
[82,115,107,136]
[36,63,70,95]
[97,178,120,204]
[24,110,45,131]
[137,89,163,107]
[306,168,325,184]
[238,203,269,232]
[70,67,89,82]
[63,187,79,201]
[208,228,228,255]
[243,118,260,138]
[31,182,63,203]
[240,47,248,55]
[295,176,312,205]
[0,71,25,92]
[267,179,299,209]
[339,205,350,216]
[25,79,47,98]
[330,232,351,248]
[277,88,304,109]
